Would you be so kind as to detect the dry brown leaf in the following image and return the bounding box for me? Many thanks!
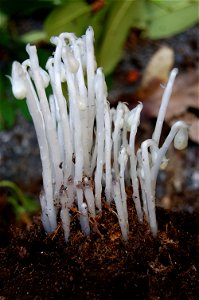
[189,119,199,144]
[143,69,198,119]
[140,69,199,143]
[141,46,174,88]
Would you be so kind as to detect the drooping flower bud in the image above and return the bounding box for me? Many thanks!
[11,61,27,99]
[174,126,189,150]
[39,67,50,88]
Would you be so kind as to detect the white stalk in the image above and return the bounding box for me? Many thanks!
[62,47,84,179]
[46,59,65,164]
[151,121,189,185]
[54,94,65,164]
[25,46,63,200]
[152,68,178,145]
[86,27,96,154]
[49,95,57,131]
[80,202,90,236]
[112,103,124,175]
[50,37,73,180]
[136,149,148,221]
[128,103,143,222]
[104,101,112,203]
[113,180,128,241]
[90,138,97,175]
[122,105,131,185]
[60,208,71,243]
[122,104,129,148]
[118,147,128,225]
[94,68,105,210]
[62,45,85,224]
[40,191,51,233]
[12,62,57,232]
[84,177,96,216]
[141,139,158,237]
[73,38,90,175]
[60,189,71,242]
[64,176,74,208]
[62,34,90,176]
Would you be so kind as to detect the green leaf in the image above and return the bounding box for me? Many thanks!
[149,0,194,11]
[147,3,199,39]
[89,4,110,49]
[98,0,148,75]
[0,180,39,219]
[0,11,8,28]
[44,0,91,38]
[20,30,47,44]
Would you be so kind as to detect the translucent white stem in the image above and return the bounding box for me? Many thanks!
[152,68,178,145]
[80,202,90,236]
[90,139,97,175]
[129,103,143,223]
[113,180,128,241]
[94,68,105,210]
[77,43,91,175]
[49,95,57,131]
[53,94,65,164]
[151,121,188,185]
[122,105,129,148]
[60,208,71,242]
[71,37,91,175]
[40,191,51,233]
[50,37,73,180]
[66,176,75,208]
[62,46,84,186]
[112,103,124,175]
[26,45,63,198]
[60,189,71,242]
[84,177,96,216]
[76,184,84,221]
[118,147,128,226]
[21,64,57,232]
[62,48,85,222]
[86,27,96,154]
[104,101,112,203]
[25,46,63,198]
[141,139,158,237]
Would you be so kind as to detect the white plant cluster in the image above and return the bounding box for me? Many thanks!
[10,27,189,242]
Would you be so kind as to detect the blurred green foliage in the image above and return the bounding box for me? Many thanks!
[0,0,198,130]
[0,180,39,220]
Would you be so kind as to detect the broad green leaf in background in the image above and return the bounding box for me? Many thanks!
[98,0,148,75]
[0,11,8,28]
[149,0,197,11]
[20,30,47,44]
[89,4,110,49]
[147,2,199,39]
[44,0,91,38]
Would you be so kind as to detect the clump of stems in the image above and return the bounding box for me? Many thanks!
[10,28,189,241]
